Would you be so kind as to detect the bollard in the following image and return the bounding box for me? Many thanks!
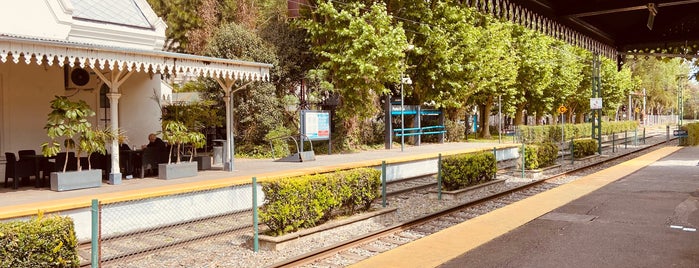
[437,154,442,201]
[252,177,259,252]
[666,125,670,144]
[91,199,100,268]
[381,161,387,207]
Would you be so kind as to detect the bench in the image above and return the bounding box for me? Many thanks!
[394,125,446,137]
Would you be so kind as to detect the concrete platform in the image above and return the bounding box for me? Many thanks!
[352,146,699,268]
[0,141,511,219]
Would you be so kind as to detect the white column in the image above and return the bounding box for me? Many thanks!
[106,92,122,183]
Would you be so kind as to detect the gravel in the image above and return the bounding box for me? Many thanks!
[108,135,672,268]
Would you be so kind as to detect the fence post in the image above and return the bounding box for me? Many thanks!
[252,177,259,252]
[492,147,497,180]
[666,125,670,144]
[382,161,387,207]
[437,154,442,201]
[91,199,100,268]
[570,137,574,165]
[625,131,628,149]
[521,143,525,179]
[634,129,638,146]
[643,128,646,144]
[612,132,615,153]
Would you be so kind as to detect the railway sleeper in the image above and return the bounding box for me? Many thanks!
[379,236,410,246]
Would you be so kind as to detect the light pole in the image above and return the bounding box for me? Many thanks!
[400,74,412,152]
[677,75,686,128]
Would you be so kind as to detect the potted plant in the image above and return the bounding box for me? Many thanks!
[41,96,106,191]
[158,120,206,179]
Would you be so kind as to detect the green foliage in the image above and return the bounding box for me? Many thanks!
[299,1,407,148]
[78,128,117,170]
[161,120,206,163]
[519,121,639,143]
[572,138,598,158]
[441,152,496,191]
[523,142,558,170]
[264,125,293,158]
[259,168,381,236]
[41,96,99,172]
[684,123,699,146]
[0,214,79,267]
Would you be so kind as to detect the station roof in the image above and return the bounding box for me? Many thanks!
[511,0,699,56]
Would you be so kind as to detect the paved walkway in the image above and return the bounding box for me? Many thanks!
[352,145,699,267]
[1,141,511,219]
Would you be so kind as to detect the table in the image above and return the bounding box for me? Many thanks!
[120,150,142,177]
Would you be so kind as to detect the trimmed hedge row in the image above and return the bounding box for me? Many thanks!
[0,214,79,267]
[441,152,496,191]
[519,121,638,143]
[572,138,598,158]
[523,142,558,170]
[259,168,381,236]
[682,123,699,146]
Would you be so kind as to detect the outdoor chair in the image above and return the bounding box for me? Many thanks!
[54,152,78,172]
[17,149,50,187]
[4,152,35,189]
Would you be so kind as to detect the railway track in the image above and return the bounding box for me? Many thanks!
[85,131,673,267]
[270,135,676,268]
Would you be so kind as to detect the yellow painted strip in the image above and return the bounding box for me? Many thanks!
[351,146,680,268]
[0,144,518,219]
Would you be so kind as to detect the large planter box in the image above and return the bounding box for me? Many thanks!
[50,169,103,192]
[195,155,212,170]
[428,179,506,200]
[258,208,397,251]
[158,162,198,180]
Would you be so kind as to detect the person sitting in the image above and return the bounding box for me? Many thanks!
[142,133,165,149]
[118,135,131,151]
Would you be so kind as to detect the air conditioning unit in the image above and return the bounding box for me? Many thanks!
[64,66,101,90]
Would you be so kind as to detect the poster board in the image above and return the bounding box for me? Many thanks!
[301,110,331,141]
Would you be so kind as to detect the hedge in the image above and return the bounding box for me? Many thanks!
[0,214,79,267]
[259,168,381,236]
[441,152,496,191]
[682,123,699,146]
[572,138,598,158]
[523,142,558,170]
[519,121,639,143]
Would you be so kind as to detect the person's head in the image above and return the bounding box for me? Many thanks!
[148,133,157,142]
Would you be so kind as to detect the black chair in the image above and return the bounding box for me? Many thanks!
[18,149,49,187]
[54,152,78,172]
[5,152,35,189]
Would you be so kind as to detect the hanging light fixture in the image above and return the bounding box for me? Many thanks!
[647,3,658,30]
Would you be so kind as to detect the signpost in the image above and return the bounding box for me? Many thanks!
[673,129,688,137]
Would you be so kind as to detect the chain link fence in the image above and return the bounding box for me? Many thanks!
[79,182,261,266]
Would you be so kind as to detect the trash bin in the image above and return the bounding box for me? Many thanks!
[212,139,226,164]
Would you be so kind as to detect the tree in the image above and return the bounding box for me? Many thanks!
[204,22,283,146]
[300,1,408,149]
[548,41,585,123]
[470,17,517,139]
[511,25,556,126]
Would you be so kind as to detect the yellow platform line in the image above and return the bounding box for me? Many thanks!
[351,146,681,268]
[0,144,517,219]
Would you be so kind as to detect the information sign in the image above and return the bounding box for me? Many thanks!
[301,110,331,141]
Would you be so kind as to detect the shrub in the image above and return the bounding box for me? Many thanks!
[0,214,79,267]
[259,168,380,236]
[441,152,496,191]
[686,123,699,146]
[523,142,558,170]
[519,121,638,143]
[572,138,598,158]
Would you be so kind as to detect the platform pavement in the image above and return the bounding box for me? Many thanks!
[0,141,511,219]
[352,145,699,268]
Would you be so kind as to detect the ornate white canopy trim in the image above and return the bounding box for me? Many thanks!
[0,35,271,81]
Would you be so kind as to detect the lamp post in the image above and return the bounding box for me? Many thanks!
[677,75,686,128]
[400,74,412,152]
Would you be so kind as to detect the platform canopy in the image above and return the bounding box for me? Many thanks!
[0,34,272,80]
[461,0,699,58]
